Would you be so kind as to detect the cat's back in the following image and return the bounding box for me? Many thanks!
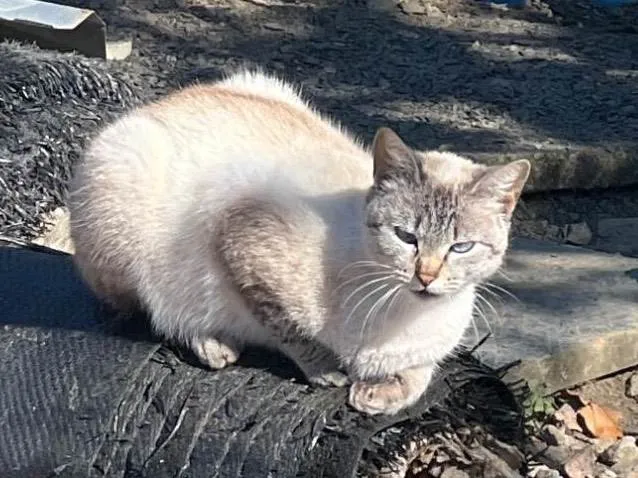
[69,70,372,266]
[75,71,370,205]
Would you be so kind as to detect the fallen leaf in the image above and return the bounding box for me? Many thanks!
[577,402,623,439]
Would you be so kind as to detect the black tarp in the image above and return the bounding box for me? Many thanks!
[0,245,522,478]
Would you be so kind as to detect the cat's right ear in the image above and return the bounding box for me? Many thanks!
[372,127,420,183]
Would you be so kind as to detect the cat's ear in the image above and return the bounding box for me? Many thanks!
[471,159,531,216]
[372,127,419,182]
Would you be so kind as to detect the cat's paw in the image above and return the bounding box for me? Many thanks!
[308,370,350,388]
[192,336,241,370]
[348,376,419,416]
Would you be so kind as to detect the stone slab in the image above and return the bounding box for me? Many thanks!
[474,238,638,394]
[475,146,638,193]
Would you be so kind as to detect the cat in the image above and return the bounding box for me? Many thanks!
[68,70,530,416]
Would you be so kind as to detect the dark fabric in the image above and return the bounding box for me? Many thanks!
[0,245,522,478]
[0,41,142,241]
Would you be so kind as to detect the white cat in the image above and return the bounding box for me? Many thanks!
[68,70,530,415]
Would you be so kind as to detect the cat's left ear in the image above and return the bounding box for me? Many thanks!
[471,159,531,216]
[372,127,420,183]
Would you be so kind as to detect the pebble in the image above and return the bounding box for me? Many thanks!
[565,222,593,245]
[554,403,582,432]
[600,436,638,473]
[563,446,596,478]
[594,438,619,455]
[596,468,618,478]
[539,424,583,449]
[538,445,578,470]
[399,0,427,14]
[529,465,561,478]
[483,435,525,470]
[626,373,638,399]
[440,467,470,478]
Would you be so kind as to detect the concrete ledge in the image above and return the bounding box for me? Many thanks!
[474,145,638,193]
[475,238,638,393]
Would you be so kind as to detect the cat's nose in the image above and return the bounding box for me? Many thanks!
[417,273,436,287]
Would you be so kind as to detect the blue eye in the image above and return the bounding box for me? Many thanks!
[394,227,417,246]
[450,241,475,253]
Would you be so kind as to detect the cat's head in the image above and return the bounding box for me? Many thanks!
[363,127,530,297]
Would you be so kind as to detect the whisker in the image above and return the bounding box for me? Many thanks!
[475,284,504,303]
[483,281,520,303]
[333,271,394,293]
[360,285,398,340]
[382,286,403,325]
[474,293,500,327]
[345,283,392,326]
[338,261,394,277]
[472,303,492,335]
[464,310,481,347]
[341,276,393,307]
[495,268,514,282]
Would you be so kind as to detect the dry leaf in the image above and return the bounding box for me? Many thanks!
[577,402,623,439]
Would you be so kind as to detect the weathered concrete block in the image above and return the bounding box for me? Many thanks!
[474,238,638,393]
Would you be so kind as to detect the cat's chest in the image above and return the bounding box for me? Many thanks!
[336,288,475,377]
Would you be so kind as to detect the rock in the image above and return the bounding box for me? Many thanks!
[540,424,570,446]
[563,446,597,478]
[538,445,579,470]
[440,467,470,478]
[484,435,525,470]
[565,222,593,245]
[398,0,427,14]
[540,424,586,449]
[626,372,638,399]
[600,436,638,473]
[429,465,443,477]
[596,467,618,477]
[529,465,561,478]
[554,404,582,432]
[464,443,522,477]
[594,438,620,455]
[596,217,638,256]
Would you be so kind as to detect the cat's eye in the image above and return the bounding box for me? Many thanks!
[394,227,418,246]
[449,241,475,254]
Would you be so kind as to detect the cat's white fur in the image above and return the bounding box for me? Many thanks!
[69,70,498,414]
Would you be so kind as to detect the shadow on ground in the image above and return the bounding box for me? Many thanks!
[59,0,638,156]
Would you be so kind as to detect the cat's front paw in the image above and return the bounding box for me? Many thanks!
[308,370,350,388]
[192,336,241,370]
[349,369,429,416]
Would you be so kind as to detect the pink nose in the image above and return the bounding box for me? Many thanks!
[417,273,436,286]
